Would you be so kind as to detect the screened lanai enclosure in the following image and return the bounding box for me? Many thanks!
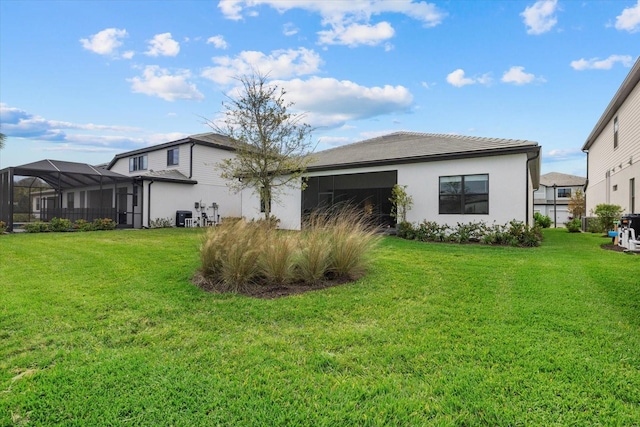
[302,170,397,228]
[0,160,135,232]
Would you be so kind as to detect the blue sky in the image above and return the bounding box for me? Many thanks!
[1,0,639,176]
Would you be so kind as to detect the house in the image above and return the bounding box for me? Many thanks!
[0,133,243,231]
[263,131,540,230]
[533,172,586,226]
[582,57,640,215]
[1,131,540,232]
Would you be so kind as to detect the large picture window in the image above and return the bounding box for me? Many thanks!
[439,174,489,214]
[557,188,571,198]
[129,155,148,172]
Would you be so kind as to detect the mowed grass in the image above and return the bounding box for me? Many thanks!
[1,228,639,426]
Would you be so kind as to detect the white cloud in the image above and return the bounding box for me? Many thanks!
[521,0,558,35]
[270,77,413,128]
[80,28,128,56]
[145,33,180,57]
[546,148,584,161]
[318,21,395,47]
[570,55,634,70]
[217,0,445,46]
[446,69,492,87]
[0,103,143,150]
[128,66,204,101]
[201,48,323,85]
[122,51,135,59]
[615,0,640,33]
[207,35,228,49]
[283,22,299,36]
[501,66,546,85]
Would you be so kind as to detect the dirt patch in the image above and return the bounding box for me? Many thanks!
[192,271,354,299]
[601,243,627,252]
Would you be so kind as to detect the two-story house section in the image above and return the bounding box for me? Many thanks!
[107,132,242,228]
[582,57,640,215]
[533,172,586,226]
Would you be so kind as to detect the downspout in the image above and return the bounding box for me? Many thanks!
[526,148,541,226]
[189,142,196,179]
[147,180,154,228]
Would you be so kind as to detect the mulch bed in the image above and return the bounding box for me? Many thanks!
[601,243,631,253]
[192,272,353,299]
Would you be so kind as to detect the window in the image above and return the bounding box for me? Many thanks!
[631,178,636,213]
[614,116,619,149]
[557,188,571,198]
[133,185,139,207]
[613,185,618,192]
[167,148,179,166]
[129,155,148,172]
[439,174,489,214]
[67,192,75,209]
[260,188,271,214]
[36,198,40,211]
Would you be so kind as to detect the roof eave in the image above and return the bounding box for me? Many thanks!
[582,57,640,152]
[307,145,539,173]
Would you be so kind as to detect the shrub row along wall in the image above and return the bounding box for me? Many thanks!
[23,218,116,233]
[396,220,542,247]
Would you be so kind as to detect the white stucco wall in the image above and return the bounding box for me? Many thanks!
[240,179,302,230]
[142,180,241,227]
[264,152,533,230]
[400,153,530,226]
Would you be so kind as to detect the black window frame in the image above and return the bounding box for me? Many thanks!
[67,192,75,209]
[129,155,148,172]
[167,148,179,166]
[439,174,489,215]
[557,188,571,198]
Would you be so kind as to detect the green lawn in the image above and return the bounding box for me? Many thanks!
[1,228,639,426]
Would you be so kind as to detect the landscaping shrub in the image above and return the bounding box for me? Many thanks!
[396,221,415,239]
[325,209,380,280]
[590,204,623,233]
[150,217,173,228]
[0,220,6,234]
[73,219,95,231]
[259,232,296,285]
[565,218,582,233]
[24,222,49,233]
[201,220,265,291]
[415,220,449,242]
[398,219,541,247]
[295,228,332,284]
[49,217,72,232]
[93,218,116,230]
[448,221,487,243]
[534,212,552,228]
[200,207,380,291]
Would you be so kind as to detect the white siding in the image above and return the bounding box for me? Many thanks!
[587,81,640,213]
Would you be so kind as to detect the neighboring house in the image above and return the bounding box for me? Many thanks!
[534,172,586,226]
[106,132,242,228]
[0,133,243,231]
[582,57,640,215]
[1,131,541,231]
[264,131,540,230]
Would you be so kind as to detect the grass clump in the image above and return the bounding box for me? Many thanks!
[200,207,380,291]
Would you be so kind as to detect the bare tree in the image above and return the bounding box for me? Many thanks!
[209,72,314,220]
[0,131,6,150]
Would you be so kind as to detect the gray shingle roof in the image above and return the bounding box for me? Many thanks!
[309,131,539,170]
[539,172,586,187]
